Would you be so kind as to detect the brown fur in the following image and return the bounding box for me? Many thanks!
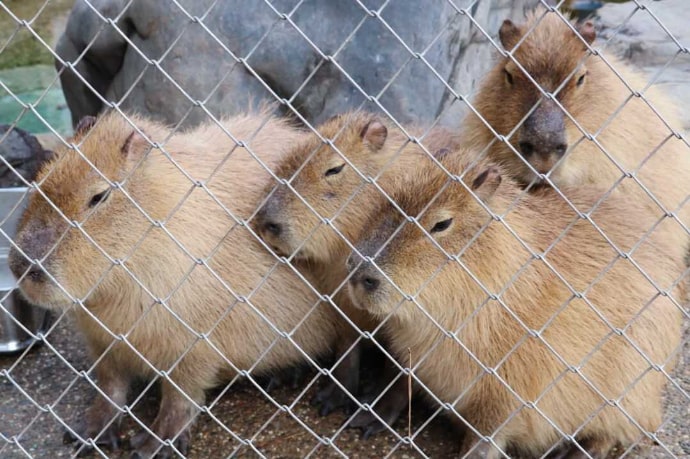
[8,111,339,456]
[348,151,684,458]
[462,8,690,253]
[254,111,450,265]
[252,111,458,419]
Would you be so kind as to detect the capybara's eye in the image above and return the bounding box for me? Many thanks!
[576,72,587,87]
[325,163,346,177]
[430,218,453,234]
[503,68,514,85]
[88,188,112,208]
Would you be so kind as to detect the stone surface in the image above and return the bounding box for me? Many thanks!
[0,125,52,188]
[55,0,540,129]
[595,0,690,131]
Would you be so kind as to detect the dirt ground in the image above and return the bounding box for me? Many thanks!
[0,310,688,459]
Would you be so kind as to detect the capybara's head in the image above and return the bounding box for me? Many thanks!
[473,8,596,185]
[8,113,156,310]
[347,154,503,320]
[254,112,395,264]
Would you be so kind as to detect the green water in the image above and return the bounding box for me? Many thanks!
[0,87,71,135]
[0,65,71,135]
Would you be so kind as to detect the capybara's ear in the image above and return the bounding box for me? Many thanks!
[360,119,387,151]
[577,20,596,45]
[74,116,97,137]
[499,19,521,51]
[471,165,502,202]
[121,129,151,159]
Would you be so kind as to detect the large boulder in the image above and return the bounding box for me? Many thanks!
[55,0,540,129]
[595,0,690,132]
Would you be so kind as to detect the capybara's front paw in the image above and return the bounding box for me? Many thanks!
[545,437,613,459]
[129,428,190,459]
[63,417,120,456]
[348,377,408,439]
[348,410,389,439]
[262,365,310,392]
[311,380,356,416]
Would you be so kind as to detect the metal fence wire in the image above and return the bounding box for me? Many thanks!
[0,0,688,458]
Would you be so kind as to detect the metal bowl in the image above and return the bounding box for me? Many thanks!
[0,187,49,353]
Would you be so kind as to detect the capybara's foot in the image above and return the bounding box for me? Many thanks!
[311,380,356,416]
[311,349,361,416]
[262,365,310,392]
[129,428,190,459]
[62,362,129,455]
[458,434,505,459]
[348,370,409,439]
[130,381,197,458]
[349,411,389,439]
[348,378,408,439]
[63,417,120,456]
[546,436,614,459]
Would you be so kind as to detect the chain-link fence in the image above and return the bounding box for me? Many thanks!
[0,0,688,458]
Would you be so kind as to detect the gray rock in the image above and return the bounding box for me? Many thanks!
[595,0,689,67]
[595,0,690,131]
[0,126,52,188]
[55,0,540,129]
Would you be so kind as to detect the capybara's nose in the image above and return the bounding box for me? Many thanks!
[360,275,380,293]
[519,98,567,160]
[262,221,282,237]
[518,139,567,160]
[8,248,45,283]
[351,272,381,294]
[26,265,45,282]
[255,206,283,238]
[518,140,534,157]
[552,143,567,158]
[8,247,28,279]
[349,262,382,294]
[264,222,283,237]
[518,140,568,159]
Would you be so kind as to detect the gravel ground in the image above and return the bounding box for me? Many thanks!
[0,310,688,459]
[0,314,459,459]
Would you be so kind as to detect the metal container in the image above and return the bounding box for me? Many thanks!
[0,187,49,353]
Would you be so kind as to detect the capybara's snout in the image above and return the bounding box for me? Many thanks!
[255,209,284,239]
[8,224,56,283]
[254,200,290,255]
[517,98,567,162]
[348,259,382,295]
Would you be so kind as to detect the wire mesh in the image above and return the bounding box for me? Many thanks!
[0,0,688,458]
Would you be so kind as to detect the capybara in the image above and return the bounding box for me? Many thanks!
[461,8,690,255]
[346,150,684,458]
[253,111,455,436]
[8,111,339,458]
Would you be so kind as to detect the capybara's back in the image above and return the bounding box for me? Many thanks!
[347,151,684,458]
